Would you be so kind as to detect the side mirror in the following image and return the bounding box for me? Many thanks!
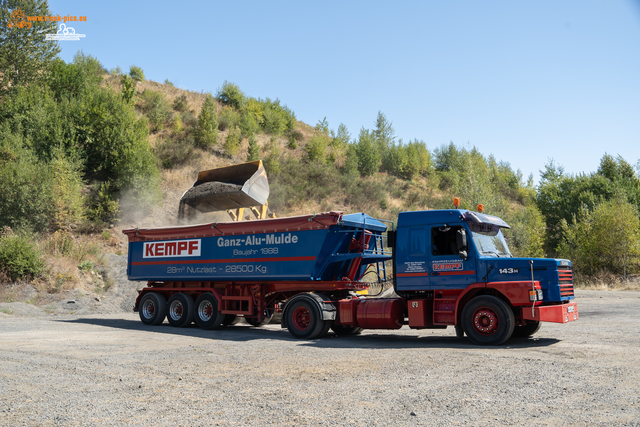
[457,229,468,260]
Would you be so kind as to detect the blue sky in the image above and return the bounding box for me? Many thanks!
[49,0,640,185]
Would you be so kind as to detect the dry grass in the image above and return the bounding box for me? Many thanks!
[574,273,640,291]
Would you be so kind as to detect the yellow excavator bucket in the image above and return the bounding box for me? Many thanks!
[178,160,274,222]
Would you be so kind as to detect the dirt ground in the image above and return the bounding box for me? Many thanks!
[0,289,639,426]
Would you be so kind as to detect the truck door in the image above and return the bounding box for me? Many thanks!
[395,226,430,292]
[428,224,477,289]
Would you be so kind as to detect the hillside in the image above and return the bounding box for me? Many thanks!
[1,55,640,312]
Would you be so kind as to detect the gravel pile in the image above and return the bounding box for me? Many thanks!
[0,290,639,426]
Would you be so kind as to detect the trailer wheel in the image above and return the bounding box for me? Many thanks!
[330,325,363,336]
[461,295,515,345]
[286,299,327,339]
[139,292,166,325]
[512,320,541,337]
[246,312,273,327]
[194,293,225,330]
[167,293,195,328]
[222,314,240,326]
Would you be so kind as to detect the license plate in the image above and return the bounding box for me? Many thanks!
[567,305,575,313]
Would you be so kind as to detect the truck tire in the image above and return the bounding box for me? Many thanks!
[194,293,225,330]
[330,324,363,336]
[461,295,515,345]
[222,314,240,326]
[512,320,541,337]
[167,293,195,328]
[246,312,274,327]
[139,292,167,325]
[285,299,327,339]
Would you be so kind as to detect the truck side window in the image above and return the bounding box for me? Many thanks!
[431,226,463,256]
[409,228,425,256]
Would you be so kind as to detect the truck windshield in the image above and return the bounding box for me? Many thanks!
[468,223,512,258]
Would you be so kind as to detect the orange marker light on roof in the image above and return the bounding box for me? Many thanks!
[477,204,484,213]
[453,198,460,208]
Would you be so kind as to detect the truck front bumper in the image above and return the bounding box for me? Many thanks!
[521,302,578,323]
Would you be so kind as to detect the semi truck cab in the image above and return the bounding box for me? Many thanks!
[393,209,578,344]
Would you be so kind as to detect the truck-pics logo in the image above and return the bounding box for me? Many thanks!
[144,239,201,258]
[432,260,463,271]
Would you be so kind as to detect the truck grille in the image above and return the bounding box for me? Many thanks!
[557,266,574,297]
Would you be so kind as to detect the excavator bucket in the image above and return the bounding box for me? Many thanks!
[178,160,273,222]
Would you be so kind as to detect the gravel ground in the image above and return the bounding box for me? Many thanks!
[0,290,639,426]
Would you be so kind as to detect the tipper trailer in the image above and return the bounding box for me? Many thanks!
[124,209,578,345]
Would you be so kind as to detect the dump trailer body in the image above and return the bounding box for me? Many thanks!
[124,212,390,283]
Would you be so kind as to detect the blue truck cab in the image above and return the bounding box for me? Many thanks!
[394,209,575,303]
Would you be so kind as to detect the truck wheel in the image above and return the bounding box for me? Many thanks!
[194,293,225,330]
[461,295,515,345]
[139,292,166,325]
[246,312,273,327]
[286,299,327,339]
[222,314,240,326]
[331,324,363,336]
[512,321,541,337]
[167,293,195,328]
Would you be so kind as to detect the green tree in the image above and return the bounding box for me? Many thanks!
[129,65,144,81]
[223,126,241,156]
[558,199,640,277]
[305,132,329,163]
[194,95,218,148]
[373,111,395,156]
[216,80,245,109]
[0,0,60,97]
[503,204,546,258]
[355,128,381,177]
[247,135,259,161]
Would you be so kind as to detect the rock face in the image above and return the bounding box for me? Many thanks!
[103,253,140,313]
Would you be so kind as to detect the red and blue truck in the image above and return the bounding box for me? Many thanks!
[123,162,578,345]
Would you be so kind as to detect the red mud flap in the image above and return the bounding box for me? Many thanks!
[522,302,578,323]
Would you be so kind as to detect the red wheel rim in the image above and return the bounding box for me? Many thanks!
[472,307,499,335]
[292,306,311,331]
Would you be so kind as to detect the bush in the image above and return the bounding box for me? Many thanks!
[355,128,381,177]
[247,135,260,161]
[0,130,84,231]
[138,90,172,132]
[0,233,45,281]
[305,133,328,163]
[218,106,241,132]
[120,75,136,104]
[239,111,260,137]
[263,139,281,177]
[261,102,288,136]
[87,182,121,224]
[129,65,145,81]
[194,96,218,148]
[223,126,242,157]
[172,93,188,112]
[216,81,245,109]
[156,134,195,169]
[285,129,304,142]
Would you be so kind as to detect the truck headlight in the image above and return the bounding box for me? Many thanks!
[529,289,544,302]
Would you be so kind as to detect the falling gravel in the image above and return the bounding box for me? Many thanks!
[1,290,639,426]
[178,181,242,223]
